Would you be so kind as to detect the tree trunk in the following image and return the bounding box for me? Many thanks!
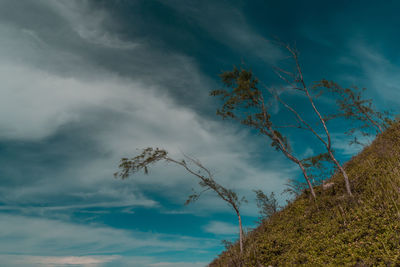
[268,125,317,200]
[303,87,352,197]
[364,112,384,134]
[329,151,353,196]
[299,161,317,199]
[237,211,244,254]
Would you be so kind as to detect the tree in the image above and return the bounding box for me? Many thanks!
[269,42,354,196]
[254,190,278,221]
[212,42,356,197]
[211,66,317,199]
[114,147,247,254]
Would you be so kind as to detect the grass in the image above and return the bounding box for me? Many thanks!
[210,122,400,266]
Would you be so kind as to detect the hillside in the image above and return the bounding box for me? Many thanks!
[210,122,400,266]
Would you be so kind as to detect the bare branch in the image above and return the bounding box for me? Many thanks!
[273,42,353,196]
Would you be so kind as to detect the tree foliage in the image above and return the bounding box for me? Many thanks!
[211,67,289,151]
[315,79,393,144]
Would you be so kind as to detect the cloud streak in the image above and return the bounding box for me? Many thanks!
[161,0,283,63]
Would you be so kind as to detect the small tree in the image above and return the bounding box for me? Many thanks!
[114,147,247,254]
[258,42,353,196]
[211,67,317,199]
[253,190,278,221]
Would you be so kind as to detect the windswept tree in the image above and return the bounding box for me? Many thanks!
[114,147,247,254]
[315,80,393,145]
[271,43,353,196]
[211,67,317,199]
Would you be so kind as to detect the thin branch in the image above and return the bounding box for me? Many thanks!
[273,89,328,147]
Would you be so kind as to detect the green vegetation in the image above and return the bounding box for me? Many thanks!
[210,121,400,266]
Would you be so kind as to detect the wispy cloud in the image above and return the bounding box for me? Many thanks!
[340,42,400,107]
[203,221,238,236]
[46,0,138,50]
[331,131,373,157]
[0,255,119,267]
[161,0,283,63]
[0,213,218,256]
[0,254,209,267]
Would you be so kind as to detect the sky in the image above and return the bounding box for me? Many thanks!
[0,0,399,266]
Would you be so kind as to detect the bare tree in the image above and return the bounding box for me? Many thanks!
[266,42,353,196]
[211,67,317,199]
[114,147,247,253]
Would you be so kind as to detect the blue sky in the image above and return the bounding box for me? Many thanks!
[0,0,399,266]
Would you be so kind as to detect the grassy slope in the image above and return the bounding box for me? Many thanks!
[210,122,400,266]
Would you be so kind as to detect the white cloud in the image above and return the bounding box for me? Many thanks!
[148,262,207,267]
[0,255,115,267]
[203,221,238,236]
[331,132,373,157]
[0,213,218,266]
[27,255,117,267]
[45,0,138,50]
[0,63,106,140]
[0,254,211,267]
